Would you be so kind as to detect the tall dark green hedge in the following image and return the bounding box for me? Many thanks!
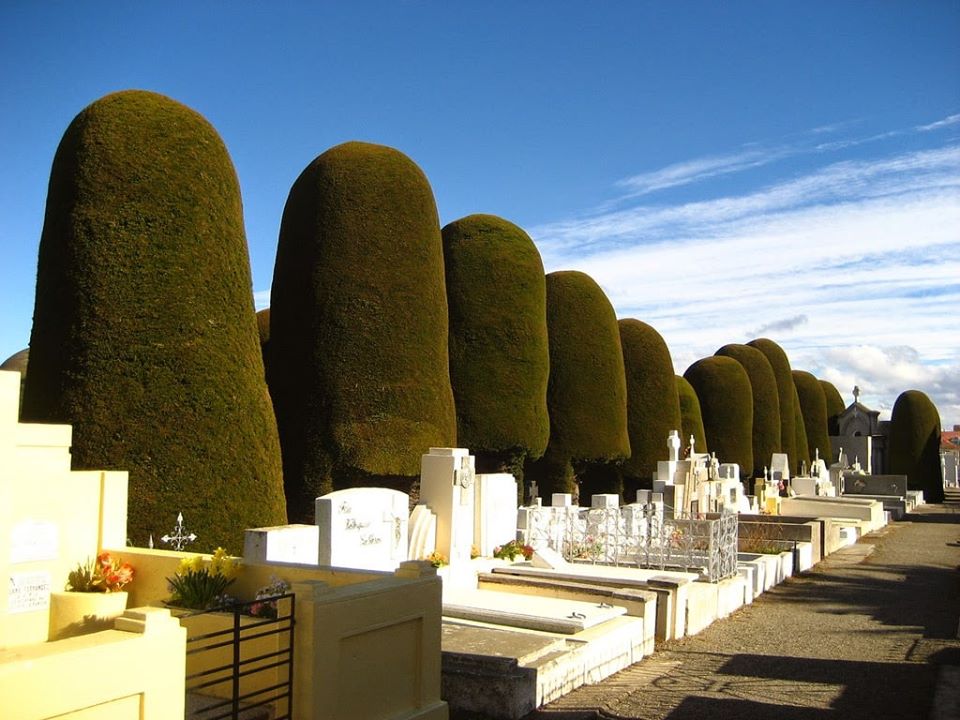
[747,338,799,472]
[792,384,811,472]
[526,271,629,499]
[619,319,681,497]
[256,308,271,345]
[676,375,707,455]
[793,370,830,465]
[715,344,781,478]
[22,90,286,551]
[888,390,943,502]
[820,379,845,437]
[684,356,753,474]
[270,141,456,519]
[1,348,29,415]
[256,308,272,380]
[442,214,549,480]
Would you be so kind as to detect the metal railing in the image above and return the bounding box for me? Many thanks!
[183,593,295,720]
[520,505,739,582]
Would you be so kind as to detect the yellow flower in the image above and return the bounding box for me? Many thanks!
[178,556,203,574]
[210,547,241,579]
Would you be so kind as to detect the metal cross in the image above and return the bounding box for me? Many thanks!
[160,512,197,550]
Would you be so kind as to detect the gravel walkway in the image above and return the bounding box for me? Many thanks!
[531,503,960,720]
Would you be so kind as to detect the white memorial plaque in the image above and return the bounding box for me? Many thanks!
[10,519,59,564]
[8,571,51,614]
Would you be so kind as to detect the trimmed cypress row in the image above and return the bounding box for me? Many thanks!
[747,338,800,473]
[526,271,630,500]
[270,141,456,520]
[619,319,682,497]
[684,356,753,474]
[23,90,286,550]
[820,379,845,436]
[715,343,781,478]
[793,370,830,465]
[888,390,943,503]
[676,375,708,455]
[442,214,549,483]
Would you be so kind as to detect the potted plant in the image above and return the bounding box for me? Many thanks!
[166,547,241,610]
[48,552,134,640]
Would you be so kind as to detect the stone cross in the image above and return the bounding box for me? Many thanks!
[668,430,680,462]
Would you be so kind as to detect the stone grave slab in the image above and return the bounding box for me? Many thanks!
[244,524,319,564]
[442,588,626,634]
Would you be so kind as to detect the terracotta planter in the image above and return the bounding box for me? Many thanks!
[48,590,128,641]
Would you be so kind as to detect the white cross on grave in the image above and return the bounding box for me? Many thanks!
[160,512,197,551]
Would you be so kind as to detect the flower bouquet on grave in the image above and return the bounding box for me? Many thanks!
[424,551,447,568]
[492,539,534,562]
[166,547,241,610]
[248,576,291,619]
[66,552,134,593]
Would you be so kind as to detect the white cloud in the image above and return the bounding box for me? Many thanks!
[535,145,960,257]
[916,113,960,132]
[802,345,960,426]
[614,147,791,197]
[530,143,960,427]
[750,314,808,337]
[253,289,271,310]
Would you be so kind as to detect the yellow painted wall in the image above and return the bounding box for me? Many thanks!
[0,607,186,720]
[110,547,448,720]
[0,369,448,720]
[0,371,128,649]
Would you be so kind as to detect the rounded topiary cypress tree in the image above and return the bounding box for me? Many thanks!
[820,379,845,437]
[1,348,29,414]
[715,343,781,478]
[792,384,811,472]
[793,370,830,465]
[676,375,707,455]
[256,308,272,380]
[684,356,753,474]
[442,214,549,481]
[619,319,681,497]
[256,308,271,346]
[270,141,456,520]
[22,90,286,550]
[747,338,799,471]
[888,390,943,502]
[527,271,629,500]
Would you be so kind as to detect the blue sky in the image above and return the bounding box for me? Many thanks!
[1,2,958,426]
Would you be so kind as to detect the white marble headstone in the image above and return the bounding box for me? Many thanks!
[770,453,791,482]
[419,447,476,565]
[315,488,409,571]
[474,473,519,557]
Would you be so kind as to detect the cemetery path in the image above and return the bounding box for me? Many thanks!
[531,503,960,720]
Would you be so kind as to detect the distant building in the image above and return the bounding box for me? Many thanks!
[828,386,888,474]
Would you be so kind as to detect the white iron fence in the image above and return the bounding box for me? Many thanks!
[519,504,739,582]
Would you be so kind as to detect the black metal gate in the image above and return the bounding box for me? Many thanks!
[183,593,295,720]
